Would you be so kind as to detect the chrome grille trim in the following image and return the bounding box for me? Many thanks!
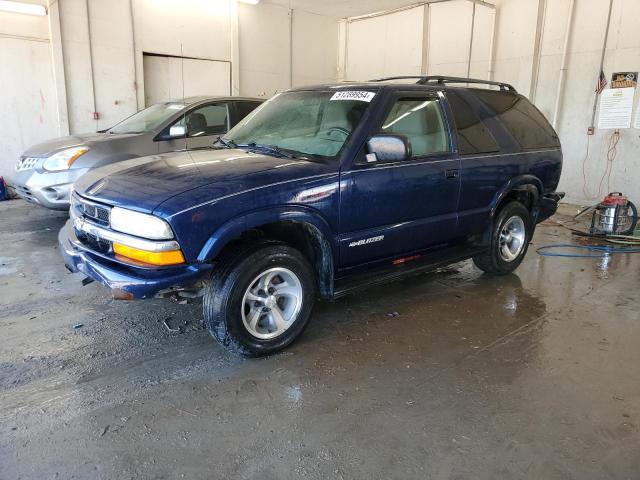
[71,192,111,225]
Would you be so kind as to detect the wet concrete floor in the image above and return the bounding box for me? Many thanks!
[0,199,638,479]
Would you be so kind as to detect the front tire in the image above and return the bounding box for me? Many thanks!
[203,244,316,357]
[473,201,532,275]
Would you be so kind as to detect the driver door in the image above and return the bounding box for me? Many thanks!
[338,92,460,269]
[157,102,230,152]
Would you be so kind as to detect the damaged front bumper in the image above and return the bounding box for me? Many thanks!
[58,220,211,299]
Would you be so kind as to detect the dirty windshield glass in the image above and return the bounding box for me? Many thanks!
[224,91,374,159]
[107,103,185,134]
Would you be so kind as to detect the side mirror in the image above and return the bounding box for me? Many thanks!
[366,134,411,163]
[169,125,187,138]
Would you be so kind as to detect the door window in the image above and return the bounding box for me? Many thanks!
[173,103,229,137]
[381,98,449,157]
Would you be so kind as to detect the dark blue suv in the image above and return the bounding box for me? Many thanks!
[60,76,564,356]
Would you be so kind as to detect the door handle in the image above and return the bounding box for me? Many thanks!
[445,169,459,179]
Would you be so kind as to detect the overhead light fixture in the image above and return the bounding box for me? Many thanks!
[238,0,260,5]
[0,0,47,16]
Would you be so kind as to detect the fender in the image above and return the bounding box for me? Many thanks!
[197,205,336,263]
[490,174,543,218]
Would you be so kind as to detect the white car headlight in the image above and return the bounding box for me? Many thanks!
[110,207,174,240]
[43,146,90,172]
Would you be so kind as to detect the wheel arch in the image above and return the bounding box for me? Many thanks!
[198,207,336,299]
[490,175,543,220]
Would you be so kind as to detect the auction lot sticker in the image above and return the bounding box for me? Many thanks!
[331,91,376,102]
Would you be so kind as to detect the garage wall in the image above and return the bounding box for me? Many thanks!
[59,0,137,134]
[493,0,640,203]
[238,2,291,98]
[60,0,234,134]
[142,55,231,106]
[0,1,59,181]
[346,6,425,80]
[1,0,339,183]
[427,1,473,76]
[343,1,495,81]
[238,2,339,98]
[292,10,339,88]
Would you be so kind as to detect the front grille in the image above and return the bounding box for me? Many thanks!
[82,203,110,223]
[78,231,112,254]
[71,193,113,253]
[72,193,111,226]
[15,157,40,172]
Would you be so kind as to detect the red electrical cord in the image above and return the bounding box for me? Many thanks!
[597,130,620,197]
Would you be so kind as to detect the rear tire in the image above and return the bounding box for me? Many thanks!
[473,201,532,275]
[203,243,316,357]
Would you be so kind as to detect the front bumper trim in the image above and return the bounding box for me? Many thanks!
[59,220,211,299]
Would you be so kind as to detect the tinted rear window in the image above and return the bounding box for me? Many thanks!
[446,92,499,155]
[475,91,560,150]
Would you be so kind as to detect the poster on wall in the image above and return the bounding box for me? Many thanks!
[611,72,637,89]
[598,87,634,129]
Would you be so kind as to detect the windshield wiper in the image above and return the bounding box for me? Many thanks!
[213,136,237,149]
[239,142,298,159]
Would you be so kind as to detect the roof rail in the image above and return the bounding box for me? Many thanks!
[370,75,516,92]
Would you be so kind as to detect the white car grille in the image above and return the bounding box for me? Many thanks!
[15,156,40,172]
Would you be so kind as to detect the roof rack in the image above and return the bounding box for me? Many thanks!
[369,75,516,92]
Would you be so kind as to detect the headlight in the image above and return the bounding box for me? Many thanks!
[43,146,90,172]
[110,207,174,240]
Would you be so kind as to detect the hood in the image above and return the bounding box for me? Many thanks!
[22,132,140,157]
[74,148,315,213]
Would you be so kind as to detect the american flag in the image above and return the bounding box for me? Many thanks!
[595,70,607,94]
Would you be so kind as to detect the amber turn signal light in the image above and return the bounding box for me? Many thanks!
[112,243,185,266]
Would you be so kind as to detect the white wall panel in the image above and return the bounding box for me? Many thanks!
[238,2,291,98]
[88,0,137,130]
[344,2,493,81]
[0,3,57,179]
[292,10,339,87]
[492,0,537,93]
[427,0,473,76]
[346,6,424,81]
[0,38,57,181]
[135,0,231,61]
[468,5,495,79]
[59,0,96,134]
[59,0,234,133]
[143,55,231,105]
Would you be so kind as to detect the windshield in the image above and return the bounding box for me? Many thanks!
[107,102,185,134]
[224,90,374,159]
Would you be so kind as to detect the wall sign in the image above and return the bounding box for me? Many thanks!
[598,87,635,129]
[611,72,637,89]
